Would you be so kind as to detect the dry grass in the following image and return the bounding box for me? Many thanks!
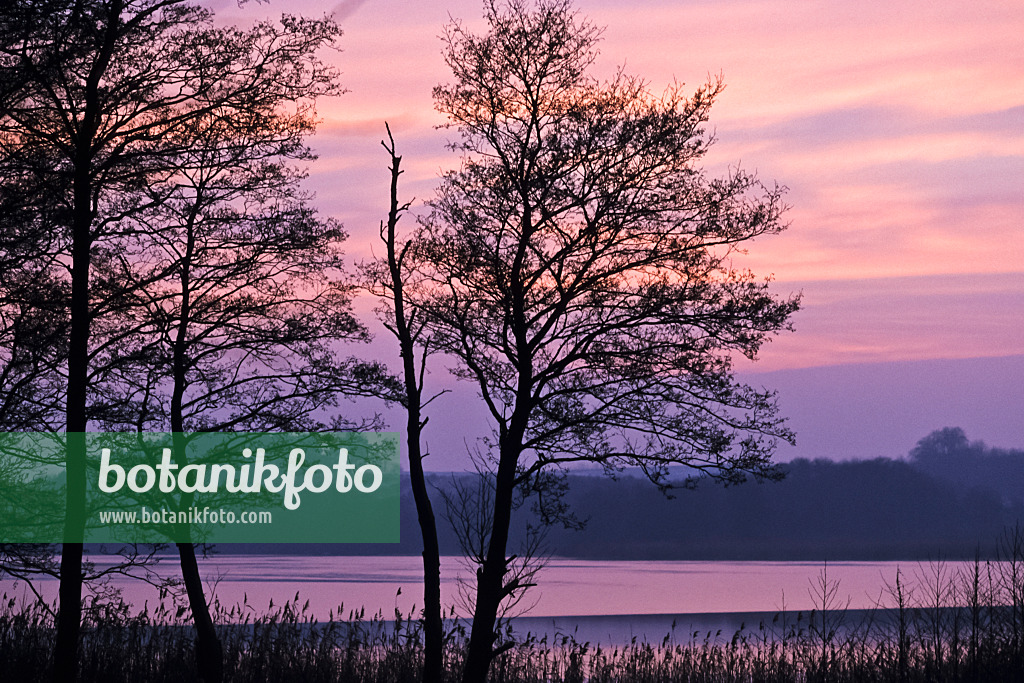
[6,530,1024,681]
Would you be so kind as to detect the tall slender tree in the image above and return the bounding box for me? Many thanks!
[0,2,354,679]
[366,125,446,683]
[94,17,375,681]
[416,2,802,680]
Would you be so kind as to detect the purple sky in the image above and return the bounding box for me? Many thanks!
[208,0,1024,467]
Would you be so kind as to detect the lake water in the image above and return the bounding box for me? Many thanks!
[1,555,979,644]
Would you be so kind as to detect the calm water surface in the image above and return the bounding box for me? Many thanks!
[3,555,965,624]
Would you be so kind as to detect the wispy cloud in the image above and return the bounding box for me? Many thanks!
[330,0,370,21]
[219,0,1024,369]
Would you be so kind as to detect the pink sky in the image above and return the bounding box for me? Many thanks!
[211,0,1024,373]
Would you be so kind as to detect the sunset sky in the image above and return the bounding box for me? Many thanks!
[210,0,1023,461]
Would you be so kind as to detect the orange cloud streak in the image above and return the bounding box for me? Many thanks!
[208,0,1023,369]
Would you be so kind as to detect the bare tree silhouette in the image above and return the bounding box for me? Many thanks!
[364,126,448,683]
[0,2,360,679]
[411,1,800,679]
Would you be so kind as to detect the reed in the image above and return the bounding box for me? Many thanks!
[7,530,1024,681]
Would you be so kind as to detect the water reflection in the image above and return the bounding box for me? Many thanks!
[3,555,969,627]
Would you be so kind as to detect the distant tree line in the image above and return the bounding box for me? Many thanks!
[227,428,1024,561]
[909,426,1024,505]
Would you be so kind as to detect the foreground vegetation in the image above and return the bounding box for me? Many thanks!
[6,547,1024,682]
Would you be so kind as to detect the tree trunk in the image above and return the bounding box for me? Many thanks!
[52,204,88,680]
[53,4,126,676]
[171,227,223,683]
[52,102,97,682]
[52,543,82,683]
[461,441,520,683]
[383,132,445,683]
[177,541,223,683]
[462,199,535,683]
[54,225,88,677]
[408,411,443,683]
